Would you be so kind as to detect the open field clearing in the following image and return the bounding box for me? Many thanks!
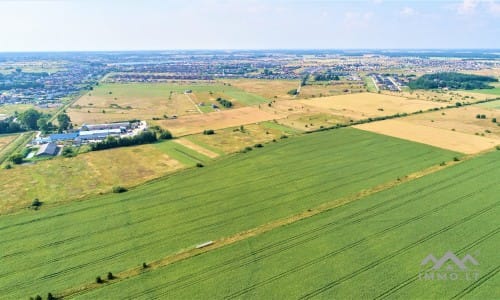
[0,141,211,214]
[0,128,459,299]
[227,79,365,100]
[401,106,500,139]
[155,106,282,136]
[67,83,267,125]
[299,82,366,98]
[76,150,500,299]
[355,119,499,154]
[186,122,299,154]
[296,93,441,119]
[278,112,350,131]
[227,79,299,99]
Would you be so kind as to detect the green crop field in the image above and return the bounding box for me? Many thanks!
[76,150,500,300]
[0,128,459,299]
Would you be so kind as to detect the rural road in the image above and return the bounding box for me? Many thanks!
[185,93,203,114]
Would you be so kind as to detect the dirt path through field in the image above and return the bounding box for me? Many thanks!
[185,94,203,114]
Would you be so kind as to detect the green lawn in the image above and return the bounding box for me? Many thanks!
[78,150,500,299]
[0,128,459,299]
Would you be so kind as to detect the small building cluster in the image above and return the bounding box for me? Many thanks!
[35,142,59,157]
[32,121,140,148]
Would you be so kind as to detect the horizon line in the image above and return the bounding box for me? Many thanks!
[1,48,500,54]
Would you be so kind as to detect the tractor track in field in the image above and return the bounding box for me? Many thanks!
[139,168,492,298]
[137,167,497,298]
[48,155,491,299]
[298,201,499,299]
[375,227,500,299]
[1,143,436,262]
[149,192,489,299]
[450,264,500,299]
[0,134,405,233]
[2,152,444,294]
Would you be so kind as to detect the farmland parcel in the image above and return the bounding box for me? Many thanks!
[0,128,458,298]
[77,150,500,299]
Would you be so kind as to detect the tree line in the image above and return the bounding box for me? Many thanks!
[409,72,498,90]
[89,127,172,151]
[313,71,340,81]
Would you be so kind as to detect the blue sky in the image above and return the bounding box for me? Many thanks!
[0,0,498,51]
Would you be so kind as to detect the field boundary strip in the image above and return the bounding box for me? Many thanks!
[56,152,480,299]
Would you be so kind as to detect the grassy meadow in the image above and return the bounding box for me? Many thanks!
[0,128,459,299]
[67,83,268,125]
[0,140,214,214]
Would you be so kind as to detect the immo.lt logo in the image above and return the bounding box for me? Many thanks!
[419,251,480,281]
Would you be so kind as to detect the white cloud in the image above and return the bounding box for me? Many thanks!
[457,0,480,14]
[485,0,500,15]
[400,7,416,16]
[372,0,383,4]
[456,0,500,16]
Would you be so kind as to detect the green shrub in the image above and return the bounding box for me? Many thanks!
[196,162,204,168]
[96,276,103,284]
[158,130,172,140]
[8,153,24,164]
[107,272,114,280]
[31,198,41,208]
[62,147,76,158]
[453,157,460,162]
[112,186,128,193]
[254,143,263,148]
[203,129,215,135]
